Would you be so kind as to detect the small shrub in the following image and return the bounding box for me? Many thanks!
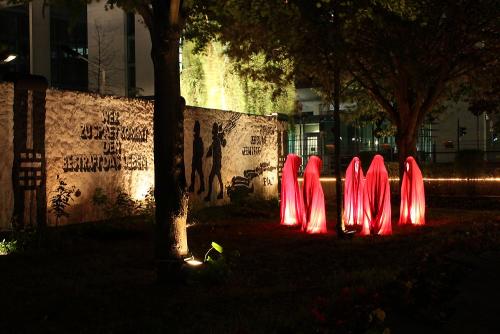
[49,175,79,226]
[91,187,109,206]
[139,187,155,221]
[0,239,18,255]
[92,187,141,219]
[187,241,240,285]
[0,228,39,255]
[113,189,141,217]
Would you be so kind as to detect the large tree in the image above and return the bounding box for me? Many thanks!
[188,0,499,179]
[10,0,191,282]
[131,0,189,282]
[347,0,499,176]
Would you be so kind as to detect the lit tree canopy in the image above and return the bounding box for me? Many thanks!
[188,0,499,174]
[347,0,499,164]
[180,40,296,115]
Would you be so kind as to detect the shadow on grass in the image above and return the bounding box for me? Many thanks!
[189,198,280,225]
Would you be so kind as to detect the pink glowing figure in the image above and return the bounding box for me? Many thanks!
[280,154,306,226]
[360,155,392,236]
[302,156,327,234]
[399,156,426,226]
[343,157,365,228]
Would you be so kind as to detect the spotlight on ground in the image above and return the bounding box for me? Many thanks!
[184,256,203,266]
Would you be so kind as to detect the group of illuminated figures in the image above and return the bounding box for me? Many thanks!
[280,154,426,235]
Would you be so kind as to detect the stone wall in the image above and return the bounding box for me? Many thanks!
[0,81,285,230]
[44,89,154,225]
[184,107,285,208]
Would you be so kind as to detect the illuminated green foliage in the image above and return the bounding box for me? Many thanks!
[181,41,296,115]
[0,239,18,255]
[211,241,223,254]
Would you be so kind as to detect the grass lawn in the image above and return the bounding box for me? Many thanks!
[0,201,499,334]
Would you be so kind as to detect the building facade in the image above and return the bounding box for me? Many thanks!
[292,87,496,174]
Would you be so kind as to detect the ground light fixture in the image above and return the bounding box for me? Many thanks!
[183,241,224,266]
[183,256,203,266]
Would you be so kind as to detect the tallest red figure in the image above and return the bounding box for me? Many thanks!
[361,155,392,236]
[399,156,426,225]
[302,156,327,234]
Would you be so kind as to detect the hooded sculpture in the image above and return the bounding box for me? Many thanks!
[280,154,306,226]
[399,156,426,226]
[343,157,365,228]
[302,156,327,234]
[361,155,392,236]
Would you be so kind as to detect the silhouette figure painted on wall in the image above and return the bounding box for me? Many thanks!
[227,162,277,202]
[188,121,205,194]
[204,122,226,201]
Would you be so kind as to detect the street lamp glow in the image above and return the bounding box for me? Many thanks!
[2,54,17,63]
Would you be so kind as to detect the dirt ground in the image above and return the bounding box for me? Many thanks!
[0,202,499,334]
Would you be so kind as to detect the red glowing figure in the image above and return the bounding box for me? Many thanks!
[280,154,306,226]
[399,156,425,226]
[360,154,392,236]
[302,156,327,234]
[343,157,365,228]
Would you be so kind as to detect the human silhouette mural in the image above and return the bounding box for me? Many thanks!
[204,122,226,201]
[227,162,276,202]
[188,121,205,194]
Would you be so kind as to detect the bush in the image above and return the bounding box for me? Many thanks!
[138,187,155,221]
[0,229,39,255]
[185,241,240,285]
[49,175,80,226]
[0,239,18,255]
[92,187,142,219]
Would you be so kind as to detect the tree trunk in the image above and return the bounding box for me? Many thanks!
[151,25,188,283]
[476,114,480,150]
[332,1,344,237]
[333,65,343,236]
[396,129,418,184]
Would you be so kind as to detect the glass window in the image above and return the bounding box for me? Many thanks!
[50,3,88,91]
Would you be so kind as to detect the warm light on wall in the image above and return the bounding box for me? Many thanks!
[131,175,154,201]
